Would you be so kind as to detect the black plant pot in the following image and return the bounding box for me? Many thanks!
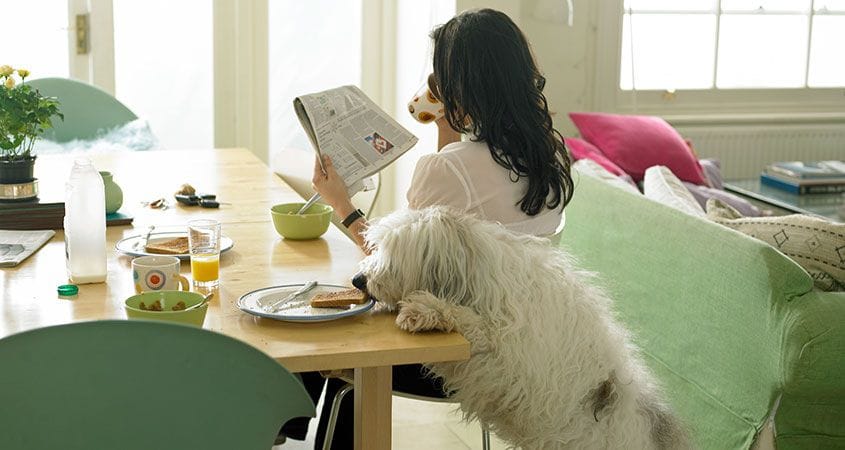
[0,156,36,184]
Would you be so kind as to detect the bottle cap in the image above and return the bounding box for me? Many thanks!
[57,284,79,297]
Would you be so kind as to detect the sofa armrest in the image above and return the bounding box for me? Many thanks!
[558,174,841,449]
[775,290,845,450]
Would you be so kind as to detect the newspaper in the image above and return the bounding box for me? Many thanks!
[0,229,55,267]
[294,85,418,190]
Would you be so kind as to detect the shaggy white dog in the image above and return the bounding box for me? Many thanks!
[356,206,688,449]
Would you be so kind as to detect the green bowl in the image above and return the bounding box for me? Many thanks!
[124,291,208,327]
[270,202,333,240]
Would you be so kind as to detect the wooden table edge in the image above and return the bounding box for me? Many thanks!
[277,341,471,373]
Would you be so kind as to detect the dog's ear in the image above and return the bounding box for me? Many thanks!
[415,210,474,302]
[372,208,474,302]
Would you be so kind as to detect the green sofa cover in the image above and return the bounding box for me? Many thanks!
[559,174,845,449]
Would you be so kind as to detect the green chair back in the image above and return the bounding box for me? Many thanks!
[26,77,138,142]
[0,320,314,450]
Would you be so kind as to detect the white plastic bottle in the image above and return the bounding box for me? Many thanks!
[64,158,107,283]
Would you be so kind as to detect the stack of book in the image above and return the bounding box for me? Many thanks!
[0,178,133,230]
[760,160,845,195]
[0,197,65,230]
[0,198,134,230]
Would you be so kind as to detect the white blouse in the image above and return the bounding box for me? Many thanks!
[406,140,564,237]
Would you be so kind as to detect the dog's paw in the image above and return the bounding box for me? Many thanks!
[396,301,450,333]
[370,301,397,314]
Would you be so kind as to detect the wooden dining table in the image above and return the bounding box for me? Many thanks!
[0,148,470,450]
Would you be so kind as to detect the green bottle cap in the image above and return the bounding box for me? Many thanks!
[57,284,79,297]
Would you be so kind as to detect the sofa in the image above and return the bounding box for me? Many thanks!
[559,173,845,449]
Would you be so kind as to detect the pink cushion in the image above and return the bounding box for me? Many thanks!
[569,112,708,185]
[564,137,627,177]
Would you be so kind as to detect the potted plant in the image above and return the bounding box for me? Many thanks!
[0,66,62,185]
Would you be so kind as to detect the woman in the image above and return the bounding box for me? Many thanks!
[289,8,574,448]
[317,10,571,247]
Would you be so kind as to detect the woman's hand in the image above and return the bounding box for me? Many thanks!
[311,155,356,219]
[311,154,370,252]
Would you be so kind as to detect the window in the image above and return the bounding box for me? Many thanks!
[0,0,69,79]
[621,0,845,90]
[393,0,456,207]
[268,0,363,155]
[596,0,845,116]
[113,0,214,149]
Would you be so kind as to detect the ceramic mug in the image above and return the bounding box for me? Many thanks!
[132,255,190,293]
[407,73,444,124]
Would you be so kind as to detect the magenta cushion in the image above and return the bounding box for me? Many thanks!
[564,137,628,177]
[569,112,708,185]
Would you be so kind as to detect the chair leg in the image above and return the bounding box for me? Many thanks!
[323,382,354,450]
[481,423,491,450]
[324,380,488,450]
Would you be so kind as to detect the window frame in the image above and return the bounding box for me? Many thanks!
[594,0,845,120]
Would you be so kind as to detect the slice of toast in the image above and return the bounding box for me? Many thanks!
[310,288,368,308]
[145,237,189,255]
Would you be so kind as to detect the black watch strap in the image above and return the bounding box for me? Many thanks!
[342,209,365,228]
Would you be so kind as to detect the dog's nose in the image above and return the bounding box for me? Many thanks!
[352,272,367,291]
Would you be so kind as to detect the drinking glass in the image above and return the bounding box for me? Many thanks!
[187,219,221,288]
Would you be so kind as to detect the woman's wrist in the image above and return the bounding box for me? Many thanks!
[334,201,357,220]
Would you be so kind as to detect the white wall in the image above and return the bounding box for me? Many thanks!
[456,0,597,136]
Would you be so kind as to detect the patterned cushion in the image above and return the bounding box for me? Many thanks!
[707,199,845,291]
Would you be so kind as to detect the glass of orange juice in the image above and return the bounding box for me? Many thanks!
[187,219,221,288]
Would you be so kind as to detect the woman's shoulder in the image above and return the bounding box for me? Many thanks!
[430,140,492,167]
[439,139,488,155]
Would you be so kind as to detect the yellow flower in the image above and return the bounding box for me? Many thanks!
[0,65,13,77]
[4,77,15,89]
[17,69,29,78]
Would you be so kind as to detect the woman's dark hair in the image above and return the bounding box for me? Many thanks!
[431,8,573,216]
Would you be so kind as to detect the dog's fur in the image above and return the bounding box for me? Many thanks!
[358,206,689,449]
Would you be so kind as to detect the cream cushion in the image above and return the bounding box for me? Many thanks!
[642,165,706,218]
[572,159,640,195]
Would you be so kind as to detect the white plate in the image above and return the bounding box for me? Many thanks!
[237,283,374,323]
[115,231,234,260]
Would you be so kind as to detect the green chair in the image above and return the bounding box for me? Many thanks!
[0,320,315,450]
[323,379,491,450]
[26,77,138,142]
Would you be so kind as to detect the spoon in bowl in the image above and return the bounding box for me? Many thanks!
[296,193,321,215]
[185,292,214,311]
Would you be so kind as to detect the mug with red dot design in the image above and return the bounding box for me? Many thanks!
[131,255,190,294]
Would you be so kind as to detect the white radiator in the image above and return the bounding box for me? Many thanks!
[675,124,845,180]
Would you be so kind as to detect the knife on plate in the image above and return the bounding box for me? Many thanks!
[263,281,318,312]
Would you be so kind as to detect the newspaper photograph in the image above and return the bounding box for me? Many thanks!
[294,85,418,188]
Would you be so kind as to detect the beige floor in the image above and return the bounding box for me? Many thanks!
[275,395,508,450]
